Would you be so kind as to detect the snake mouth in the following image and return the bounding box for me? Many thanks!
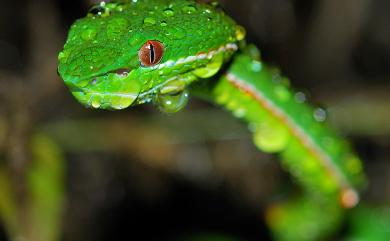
[65,70,142,110]
[71,89,140,110]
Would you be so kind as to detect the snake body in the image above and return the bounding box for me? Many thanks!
[57,1,367,240]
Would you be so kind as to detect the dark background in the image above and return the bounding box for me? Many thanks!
[0,0,390,240]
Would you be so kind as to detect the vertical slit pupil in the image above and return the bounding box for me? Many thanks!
[149,44,155,64]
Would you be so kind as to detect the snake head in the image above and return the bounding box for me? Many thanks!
[57,0,243,110]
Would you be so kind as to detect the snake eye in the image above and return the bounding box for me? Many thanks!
[138,40,164,67]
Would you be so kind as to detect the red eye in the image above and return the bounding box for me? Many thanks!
[138,40,164,67]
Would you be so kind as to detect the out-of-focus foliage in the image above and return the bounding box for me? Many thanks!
[181,233,244,241]
[0,134,64,241]
[346,205,390,241]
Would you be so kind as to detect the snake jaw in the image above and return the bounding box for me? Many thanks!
[66,72,142,110]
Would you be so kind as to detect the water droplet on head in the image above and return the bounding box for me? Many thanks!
[160,21,168,27]
[163,8,175,17]
[81,28,97,41]
[58,51,67,61]
[110,78,142,109]
[91,95,101,108]
[78,79,90,88]
[159,79,186,95]
[143,17,156,25]
[193,53,224,78]
[116,4,124,12]
[173,30,185,39]
[313,107,327,122]
[182,5,197,13]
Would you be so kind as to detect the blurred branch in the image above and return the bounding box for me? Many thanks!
[304,0,371,82]
[315,84,390,137]
[0,1,66,241]
[27,0,63,106]
[37,110,248,163]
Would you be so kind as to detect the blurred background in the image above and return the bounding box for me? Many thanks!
[0,0,390,240]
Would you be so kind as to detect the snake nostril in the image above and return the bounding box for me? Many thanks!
[91,78,98,85]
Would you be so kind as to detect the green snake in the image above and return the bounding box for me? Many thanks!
[57,1,370,240]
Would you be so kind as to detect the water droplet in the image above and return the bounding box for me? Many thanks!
[301,156,319,172]
[143,17,156,25]
[159,79,186,95]
[116,4,124,12]
[58,51,67,61]
[246,45,261,61]
[313,107,327,122]
[294,91,306,103]
[193,53,224,78]
[110,78,142,109]
[81,28,97,40]
[322,136,338,153]
[163,8,175,17]
[252,118,290,153]
[155,89,189,113]
[182,5,197,13]
[160,21,168,27]
[248,123,257,132]
[251,60,262,72]
[233,108,246,118]
[91,95,101,108]
[345,155,363,174]
[274,85,291,102]
[173,30,185,39]
[77,78,90,88]
[235,25,246,41]
[71,91,86,105]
